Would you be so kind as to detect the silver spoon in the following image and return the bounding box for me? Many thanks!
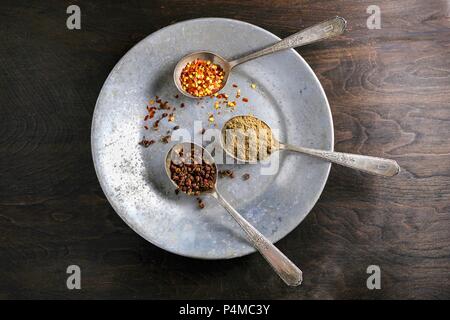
[165,142,303,286]
[221,115,400,177]
[174,16,347,98]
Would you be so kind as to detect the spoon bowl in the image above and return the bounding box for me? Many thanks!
[173,51,231,99]
[165,141,218,193]
[220,115,278,163]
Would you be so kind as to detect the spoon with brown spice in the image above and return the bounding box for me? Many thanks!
[174,16,347,98]
[165,142,303,286]
[221,115,400,177]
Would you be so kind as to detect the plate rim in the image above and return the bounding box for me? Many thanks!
[91,17,334,260]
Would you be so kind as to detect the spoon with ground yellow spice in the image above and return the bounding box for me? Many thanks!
[174,17,347,98]
[165,142,303,286]
[221,115,400,177]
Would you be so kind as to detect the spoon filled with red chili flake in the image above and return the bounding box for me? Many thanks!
[179,59,225,98]
[165,142,303,286]
[174,17,347,98]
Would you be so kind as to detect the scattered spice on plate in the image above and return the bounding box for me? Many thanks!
[222,115,274,161]
[197,197,205,209]
[168,113,175,122]
[208,114,215,123]
[173,125,180,130]
[153,119,160,130]
[180,59,225,97]
[201,128,206,135]
[158,99,171,110]
[232,84,238,88]
[169,146,216,195]
[242,173,250,181]
[242,98,248,103]
[161,135,171,144]
[216,93,228,100]
[138,138,155,148]
[146,106,156,119]
[219,169,234,179]
[180,103,185,108]
[227,101,236,108]
[251,83,256,89]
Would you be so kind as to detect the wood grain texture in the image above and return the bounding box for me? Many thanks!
[1,0,449,299]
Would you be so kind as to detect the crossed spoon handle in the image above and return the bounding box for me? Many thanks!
[279,143,400,177]
[211,190,303,286]
[229,16,347,68]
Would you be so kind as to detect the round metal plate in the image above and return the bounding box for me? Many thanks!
[91,18,333,259]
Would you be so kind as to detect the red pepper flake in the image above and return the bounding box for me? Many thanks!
[180,59,225,97]
[144,125,149,130]
[144,115,149,121]
[216,93,228,100]
[242,98,249,103]
[227,101,236,107]
[180,103,185,108]
[153,119,160,130]
[232,84,238,88]
[174,94,179,99]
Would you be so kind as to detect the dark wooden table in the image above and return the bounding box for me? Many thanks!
[1,0,449,299]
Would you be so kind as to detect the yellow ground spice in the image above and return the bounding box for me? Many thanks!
[222,115,275,161]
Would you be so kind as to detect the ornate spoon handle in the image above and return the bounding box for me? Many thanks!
[211,190,303,286]
[280,144,400,177]
[229,16,347,68]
